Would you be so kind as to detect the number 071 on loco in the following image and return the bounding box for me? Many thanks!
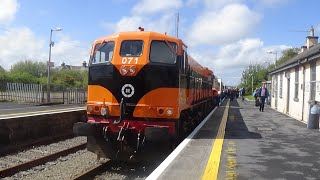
[73,29,219,161]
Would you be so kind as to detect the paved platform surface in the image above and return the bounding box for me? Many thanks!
[150,98,320,180]
[0,102,85,118]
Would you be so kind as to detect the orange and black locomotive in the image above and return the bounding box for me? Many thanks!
[73,30,219,161]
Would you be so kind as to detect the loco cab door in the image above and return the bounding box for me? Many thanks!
[179,45,190,107]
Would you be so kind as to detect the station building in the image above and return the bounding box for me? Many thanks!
[269,26,320,122]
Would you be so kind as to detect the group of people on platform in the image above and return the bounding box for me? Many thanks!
[253,84,270,112]
[213,84,270,112]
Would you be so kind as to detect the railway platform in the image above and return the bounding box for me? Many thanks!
[147,98,320,180]
[0,102,85,119]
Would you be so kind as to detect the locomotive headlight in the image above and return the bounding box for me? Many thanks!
[129,67,135,74]
[87,105,93,112]
[121,67,128,75]
[166,109,174,116]
[101,107,109,116]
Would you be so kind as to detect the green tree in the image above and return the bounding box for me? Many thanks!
[10,60,47,78]
[239,47,300,92]
[51,69,88,88]
[7,72,39,84]
[0,65,8,81]
[276,48,300,67]
[240,64,267,94]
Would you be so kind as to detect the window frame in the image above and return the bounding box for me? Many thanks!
[310,61,316,100]
[119,40,144,57]
[149,40,177,64]
[91,41,115,64]
[294,66,299,101]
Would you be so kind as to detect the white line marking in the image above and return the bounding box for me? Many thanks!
[146,106,219,180]
[0,107,85,120]
[0,106,49,111]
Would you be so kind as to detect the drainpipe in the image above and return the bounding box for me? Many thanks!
[298,59,306,121]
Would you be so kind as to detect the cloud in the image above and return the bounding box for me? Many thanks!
[102,0,182,35]
[101,13,176,36]
[0,27,46,69]
[51,35,90,67]
[132,0,182,14]
[102,16,143,33]
[186,3,261,46]
[0,0,19,24]
[186,0,244,9]
[0,27,90,70]
[188,38,290,86]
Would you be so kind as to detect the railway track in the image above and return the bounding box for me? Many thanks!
[0,132,75,157]
[0,136,87,178]
[0,143,86,178]
[71,160,159,180]
[72,160,114,180]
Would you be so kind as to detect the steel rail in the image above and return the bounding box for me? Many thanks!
[72,160,114,180]
[0,133,74,156]
[0,143,86,178]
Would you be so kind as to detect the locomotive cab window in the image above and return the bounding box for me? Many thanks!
[92,41,115,64]
[150,40,177,64]
[120,40,143,56]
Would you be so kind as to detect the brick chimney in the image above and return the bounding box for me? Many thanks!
[300,45,307,53]
[306,26,318,49]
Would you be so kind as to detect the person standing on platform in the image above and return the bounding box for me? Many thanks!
[258,84,269,112]
[241,87,245,101]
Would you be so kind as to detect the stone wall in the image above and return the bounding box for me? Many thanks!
[0,110,87,145]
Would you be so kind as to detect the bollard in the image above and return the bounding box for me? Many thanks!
[307,103,320,129]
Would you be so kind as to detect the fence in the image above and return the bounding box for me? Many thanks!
[0,82,43,103]
[0,81,87,104]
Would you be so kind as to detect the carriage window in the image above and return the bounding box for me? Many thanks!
[120,40,143,56]
[92,41,115,64]
[150,40,177,64]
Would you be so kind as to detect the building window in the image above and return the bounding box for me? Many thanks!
[310,62,316,100]
[273,75,278,98]
[294,66,299,101]
[279,72,283,98]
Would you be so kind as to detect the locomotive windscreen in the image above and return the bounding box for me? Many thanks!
[150,41,177,64]
[120,40,143,56]
[91,41,115,64]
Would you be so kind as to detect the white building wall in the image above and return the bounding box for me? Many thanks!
[289,67,303,120]
[270,58,320,123]
[277,72,287,114]
[271,75,277,109]
[316,60,320,101]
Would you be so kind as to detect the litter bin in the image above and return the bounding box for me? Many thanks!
[307,102,320,129]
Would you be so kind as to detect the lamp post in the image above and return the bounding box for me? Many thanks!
[249,73,254,94]
[267,50,278,68]
[251,75,254,94]
[47,27,62,103]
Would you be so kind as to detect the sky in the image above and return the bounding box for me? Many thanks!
[0,0,319,86]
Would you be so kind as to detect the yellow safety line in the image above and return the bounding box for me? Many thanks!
[202,100,230,180]
[0,107,85,117]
